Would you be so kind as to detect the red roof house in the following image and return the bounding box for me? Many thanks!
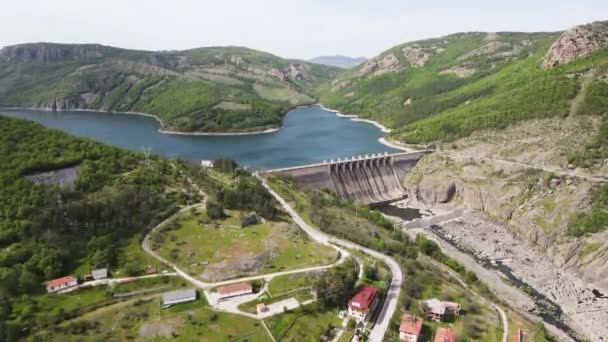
[433,327,456,342]
[399,313,423,342]
[217,282,253,299]
[348,286,378,321]
[46,275,78,293]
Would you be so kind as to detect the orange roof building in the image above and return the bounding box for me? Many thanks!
[217,282,253,299]
[399,313,423,342]
[433,327,456,342]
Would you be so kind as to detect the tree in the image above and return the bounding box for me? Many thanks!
[363,264,378,281]
[206,200,225,220]
[313,259,358,310]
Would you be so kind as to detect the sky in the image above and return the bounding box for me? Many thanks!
[1,0,607,60]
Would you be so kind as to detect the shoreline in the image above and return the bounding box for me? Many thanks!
[1,105,405,144]
[314,104,392,133]
[0,107,282,136]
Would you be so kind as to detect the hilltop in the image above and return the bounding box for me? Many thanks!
[308,55,367,68]
[318,21,608,149]
[0,43,341,133]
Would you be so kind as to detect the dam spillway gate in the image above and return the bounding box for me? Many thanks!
[268,151,429,205]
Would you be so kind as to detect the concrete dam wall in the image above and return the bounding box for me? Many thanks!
[269,151,429,205]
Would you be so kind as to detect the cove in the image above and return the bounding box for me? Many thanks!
[0,105,399,169]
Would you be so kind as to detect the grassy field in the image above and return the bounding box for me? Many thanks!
[42,297,272,341]
[264,304,342,341]
[152,207,336,281]
[238,272,318,314]
[238,288,316,314]
[268,273,313,295]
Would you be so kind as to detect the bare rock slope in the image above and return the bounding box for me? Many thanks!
[543,21,608,68]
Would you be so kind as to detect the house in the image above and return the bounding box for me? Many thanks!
[348,285,378,322]
[433,327,456,342]
[46,275,78,293]
[399,313,423,342]
[217,282,253,299]
[162,288,197,308]
[257,303,268,314]
[92,268,108,280]
[422,298,461,321]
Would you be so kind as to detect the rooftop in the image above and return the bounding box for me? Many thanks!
[399,313,423,335]
[91,268,107,278]
[46,275,77,288]
[424,298,447,315]
[162,288,196,303]
[217,282,252,295]
[434,327,456,342]
[349,285,378,310]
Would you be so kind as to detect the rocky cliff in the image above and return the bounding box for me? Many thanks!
[0,43,121,64]
[403,153,608,289]
[543,21,608,69]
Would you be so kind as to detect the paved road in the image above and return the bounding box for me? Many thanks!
[442,151,608,183]
[259,175,402,342]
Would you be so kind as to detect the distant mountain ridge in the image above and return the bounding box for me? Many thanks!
[309,55,367,68]
[0,43,341,133]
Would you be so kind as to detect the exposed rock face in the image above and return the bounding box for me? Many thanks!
[403,153,606,289]
[543,21,608,69]
[0,43,120,63]
[402,46,432,67]
[358,53,399,76]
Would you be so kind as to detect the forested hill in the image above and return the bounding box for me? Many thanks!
[317,21,608,146]
[0,43,341,133]
[0,115,279,339]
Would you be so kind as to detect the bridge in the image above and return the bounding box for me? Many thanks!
[266,151,430,205]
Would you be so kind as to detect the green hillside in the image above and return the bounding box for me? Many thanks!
[0,44,341,133]
[317,21,608,147]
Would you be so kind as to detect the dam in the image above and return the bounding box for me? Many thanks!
[268,151,430,205]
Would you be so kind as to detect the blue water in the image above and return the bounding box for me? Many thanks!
[0,105,398,169]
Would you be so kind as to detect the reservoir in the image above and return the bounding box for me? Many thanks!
[0,105,398,169]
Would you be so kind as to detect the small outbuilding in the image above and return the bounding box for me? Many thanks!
[92,268,108,280]
[217,282,253,299]
[257,303,268,314]
[46,275,78,293]
[162,288,197,308]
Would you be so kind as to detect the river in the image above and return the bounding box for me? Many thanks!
[0,105,398,169]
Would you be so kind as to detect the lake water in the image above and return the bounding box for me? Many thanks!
[0,105,398,169]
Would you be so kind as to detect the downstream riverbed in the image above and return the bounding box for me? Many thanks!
[0,105,398,169]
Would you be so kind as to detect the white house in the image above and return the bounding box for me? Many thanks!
[46,275,78,293]
[348,286,378,322]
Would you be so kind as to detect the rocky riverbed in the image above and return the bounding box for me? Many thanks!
[386,199,608,341]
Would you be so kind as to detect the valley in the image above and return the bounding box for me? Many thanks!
[0,16,607,342]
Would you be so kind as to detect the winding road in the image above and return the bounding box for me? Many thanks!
[258,175,402,342]
[137,172,402,341]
